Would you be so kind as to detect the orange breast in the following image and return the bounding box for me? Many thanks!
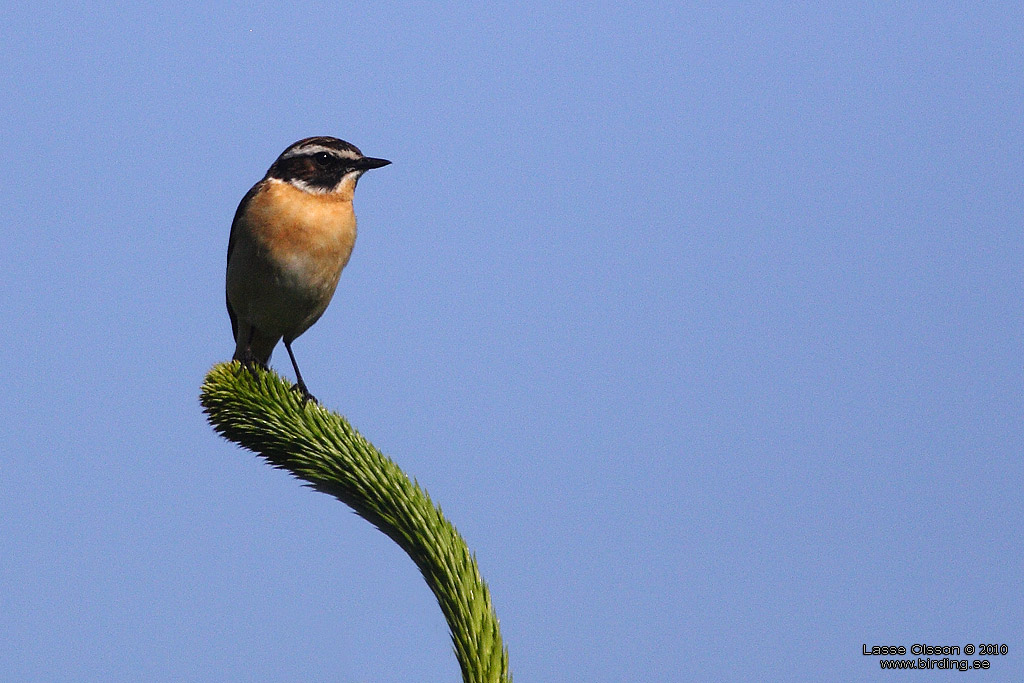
[247,179,357,270]
[241,179,357,295]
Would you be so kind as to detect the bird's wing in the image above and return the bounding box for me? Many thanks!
[226,183,262,342]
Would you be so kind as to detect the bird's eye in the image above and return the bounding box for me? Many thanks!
[313,152,333,166]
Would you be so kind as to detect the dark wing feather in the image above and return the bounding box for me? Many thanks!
[226,183,262,342]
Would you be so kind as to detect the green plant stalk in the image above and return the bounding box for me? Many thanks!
[200,362,510,683]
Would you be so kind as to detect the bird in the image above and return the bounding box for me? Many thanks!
[225,136,390,403]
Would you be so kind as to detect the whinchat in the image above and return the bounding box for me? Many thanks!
[226,136,390,403]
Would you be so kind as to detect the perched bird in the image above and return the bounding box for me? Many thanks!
[226,136,390,403]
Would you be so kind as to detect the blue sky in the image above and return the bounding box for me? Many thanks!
[2,3,1021,681]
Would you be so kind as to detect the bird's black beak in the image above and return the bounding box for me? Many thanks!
[353,156,391,171]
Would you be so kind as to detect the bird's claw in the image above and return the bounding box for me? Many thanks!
[293,383,319,406]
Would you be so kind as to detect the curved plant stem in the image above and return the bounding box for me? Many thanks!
[200,362,511,683]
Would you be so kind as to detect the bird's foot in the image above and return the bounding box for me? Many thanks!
[292,381,319,406]
[234,349,267,380]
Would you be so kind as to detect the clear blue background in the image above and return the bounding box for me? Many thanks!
[2,3,1021,681]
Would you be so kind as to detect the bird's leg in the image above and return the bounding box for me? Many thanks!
[236,327,267,379]
[284,340,318,405]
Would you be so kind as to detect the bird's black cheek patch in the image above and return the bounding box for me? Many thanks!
[270,157,343,190]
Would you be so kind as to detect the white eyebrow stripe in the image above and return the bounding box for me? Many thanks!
[280,144,361,161]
